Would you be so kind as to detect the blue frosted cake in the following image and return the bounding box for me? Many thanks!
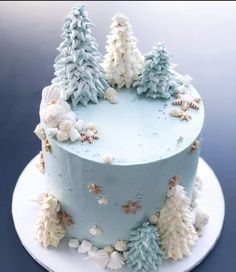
[33,4,209,271]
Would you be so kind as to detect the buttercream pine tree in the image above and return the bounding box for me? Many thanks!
[103,13,143,89]
[158,178,198,261]
[133,43,177,99]
[33,193,65,248]
[52,4,108,106]
[127,222,163,272]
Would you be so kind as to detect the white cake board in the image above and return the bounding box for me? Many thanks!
[12,156,224,272]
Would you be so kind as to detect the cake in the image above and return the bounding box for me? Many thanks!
[33,4,209,271]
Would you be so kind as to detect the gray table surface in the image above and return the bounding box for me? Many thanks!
[1,2,236,272]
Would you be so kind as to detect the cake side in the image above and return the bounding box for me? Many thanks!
[43,134,201,247]
[42,84,204,247]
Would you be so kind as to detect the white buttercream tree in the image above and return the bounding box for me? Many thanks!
[33,193,65,248]
[103,13,143,89]
[158,178,198,261]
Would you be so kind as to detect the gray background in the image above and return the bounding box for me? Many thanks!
[0,1,236,271]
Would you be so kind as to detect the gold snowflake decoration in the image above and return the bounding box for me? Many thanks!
[58,210,74,225]
[36,151,45,174]
[122,200,142,214]
[169,108,192,122]
[87,183,103,194]
[179,111,192,121]
[44,138,51,152]
[172,93,201,111]
[80,129,99,143]
[169,175,180,187]
[191,140,200,153]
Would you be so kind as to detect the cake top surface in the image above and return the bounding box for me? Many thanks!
[36,5,205,166]
[52,86,204,165]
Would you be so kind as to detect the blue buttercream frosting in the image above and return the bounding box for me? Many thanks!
[133,43,178,99]
[53,87,204,165]
[52,4,108,106]
[128,222,163,272]
[43,87,204,248]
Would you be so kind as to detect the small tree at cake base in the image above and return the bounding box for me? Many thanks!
[103,13,143,89]
[52,5,108,106]
[158,179,198,261]
[133,43,177,99]
[33,193,65,248]
[127,222,163,272]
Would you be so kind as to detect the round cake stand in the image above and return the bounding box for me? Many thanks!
[12,156,225,272]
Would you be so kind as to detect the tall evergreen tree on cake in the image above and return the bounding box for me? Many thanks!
[103,13,144,89]
[158,180,198,260]
[33,194,65,248]
[127,222,163,272]
[52,4,108,106]
[133,43,177,99]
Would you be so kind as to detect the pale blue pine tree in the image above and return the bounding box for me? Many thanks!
[52,4,108,106]
[133,43,177,99]
[127,222,163,272]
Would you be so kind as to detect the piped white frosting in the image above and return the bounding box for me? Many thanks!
[33,194,65,248]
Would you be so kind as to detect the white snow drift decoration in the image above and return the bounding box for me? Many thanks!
[41,103,69,128]
[86,122,97,131]
[38,85,99,144]
[181,74,193,87]
[68,238,80,248]
[39,86,72,128]
[89,225,103,236]
[104,245,115,254]
[40,85,61,109]
[102,154,114,164]
[97,197,109,206]
[67,239,126,270]
[33,193,65,248]
[68,128,80,142]
[191,176,209,236]
[104,87,119,104]
[45,128,59,138]
[77,240,93,253]
[103,13,143,89]
[85,249,110,268]
[107,251,124,270]
[87,246,99,257]
[34,123,46,140]
[158,183,198,261]
[192,176,203,209]
[194,208,209,236]
[56,130,69,142]
[75,119,86,132]
[114,240,128,252]
[59,119,75,132]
